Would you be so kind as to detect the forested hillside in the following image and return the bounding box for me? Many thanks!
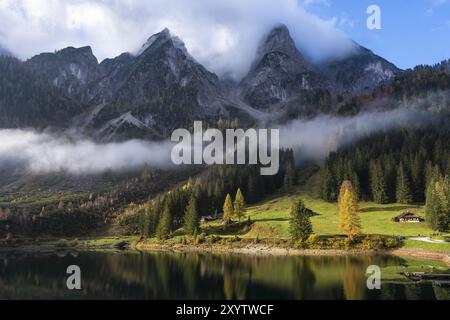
[321,123,450,231]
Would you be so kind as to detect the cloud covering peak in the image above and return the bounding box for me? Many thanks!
[0,0,356,80]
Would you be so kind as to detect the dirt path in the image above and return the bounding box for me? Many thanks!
[408,237,448,244]
[389,248,450,265]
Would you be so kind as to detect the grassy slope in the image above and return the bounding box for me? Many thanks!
[224,173,450,252]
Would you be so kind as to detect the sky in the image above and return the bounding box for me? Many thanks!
[302,0,450,69]
[0,0,449,78]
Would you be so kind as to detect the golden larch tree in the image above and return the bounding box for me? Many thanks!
[338,181,362,238]
[223,194,234,226]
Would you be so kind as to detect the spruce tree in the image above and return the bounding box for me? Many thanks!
[384,156,397,203]
[426,175,450,231]
[396,164,413,204]
[233,188,246,222]
[289,199,313,241]
[223,194,234,226]
[410,155,425,202]
[370,160,388,204]
[321,165,335,202]
[156,204,172,240]
[284,163,295,188]
[184,194,199,235]
[247,173,256,203]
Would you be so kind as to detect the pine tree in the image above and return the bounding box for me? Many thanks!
[426,175,450,231]
[410,155,425,202]
[184,194,199,235]
[396,164,413,204]
[156,204,172,240]
[321,165,335,202]
[370,160,388,204]
[338,181,362,238]
[289,200,313,241]
[139,208,149,239]
[384,156,397,203]
[284,163,295,188]
[233,188,246,222]
[223,194,234,226]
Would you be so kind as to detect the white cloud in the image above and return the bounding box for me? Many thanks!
[0,0,355,80]
[0,109,437,174]
[301,0,330,8]
[0,129,174,174]
[279,109,438,163]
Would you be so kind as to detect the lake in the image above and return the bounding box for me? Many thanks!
[0,250,448,300]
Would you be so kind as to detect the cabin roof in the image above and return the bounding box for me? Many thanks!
[392,212,424,222]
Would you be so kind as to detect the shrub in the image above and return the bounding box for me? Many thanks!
[56,239,70,248]
[306,234,320,248]
[294,240,307,249]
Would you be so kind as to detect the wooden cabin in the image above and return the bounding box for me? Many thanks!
[392,212,424,223]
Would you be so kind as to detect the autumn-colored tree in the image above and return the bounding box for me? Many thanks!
[233,188,246,222]
[338,180,354,214]
[223,194,234,226]
[338,181,362,238]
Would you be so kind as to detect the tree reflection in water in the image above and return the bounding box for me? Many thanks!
[0,251,446,300]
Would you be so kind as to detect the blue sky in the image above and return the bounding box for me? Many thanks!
[303,0,450,69]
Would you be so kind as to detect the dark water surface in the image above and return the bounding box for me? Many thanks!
[0,250,448,300]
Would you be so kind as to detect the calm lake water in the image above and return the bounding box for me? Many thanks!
[0,250,448,300]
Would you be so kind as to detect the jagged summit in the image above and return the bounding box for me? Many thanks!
[0,24,409,140]
[27,45,101,100]
[239,24,321,110]
[136,28,190,59]
[137,28,172,55]
[258,24,301,58]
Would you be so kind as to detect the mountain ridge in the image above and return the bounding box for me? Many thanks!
[0,25,429,141]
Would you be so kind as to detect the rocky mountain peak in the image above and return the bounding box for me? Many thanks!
[259,24,297,56]
[319,43,401,96]
[251,24,309,70]
[137,28,184,56]
[27,46,101,99]
[31,46,98,65]
[239,24,322,110]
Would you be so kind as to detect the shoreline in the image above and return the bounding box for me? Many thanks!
[134,242,450,265]
[1,239,449,265]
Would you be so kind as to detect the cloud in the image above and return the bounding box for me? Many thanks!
[0,0,355,80]
[0,109,438,175]
[0,129,173,174]
[279,109,438,163]
[300,0,330,8]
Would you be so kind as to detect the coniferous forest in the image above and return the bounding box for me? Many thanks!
[321,124,450,231]
[132,149,296,239]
